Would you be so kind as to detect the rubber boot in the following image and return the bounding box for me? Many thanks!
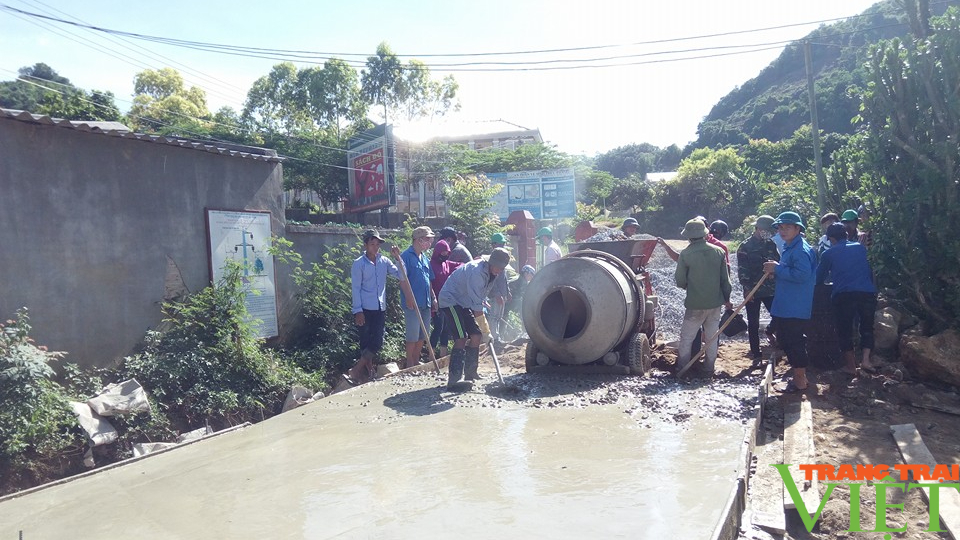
[447,348,466,389]
[464,347,482,381]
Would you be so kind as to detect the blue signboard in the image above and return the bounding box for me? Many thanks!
[488,168,576,220]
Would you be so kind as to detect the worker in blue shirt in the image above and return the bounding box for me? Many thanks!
[348,230,416,385]
[400,226,438,369]
[816,222,878,376]
[763,212,816,393]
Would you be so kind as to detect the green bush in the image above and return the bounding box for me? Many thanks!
[288,239,406,377]
[122,263,324,428]
[0,309,84,469]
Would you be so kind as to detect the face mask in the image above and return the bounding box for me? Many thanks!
[759,230,773,241]
[440,254,449,261]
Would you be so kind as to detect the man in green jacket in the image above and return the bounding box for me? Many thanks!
[675,219,732,376]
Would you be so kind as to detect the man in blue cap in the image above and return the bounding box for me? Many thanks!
[763,211,817,392]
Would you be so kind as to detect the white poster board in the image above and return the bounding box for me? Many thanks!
[205,209,278,339]
[488,167,577,219]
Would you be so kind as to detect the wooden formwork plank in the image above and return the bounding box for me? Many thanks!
[750,432,786,534]
[890,423,960,539]
[783,398,819,512]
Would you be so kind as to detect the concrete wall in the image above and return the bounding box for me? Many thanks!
[0,118,284,369]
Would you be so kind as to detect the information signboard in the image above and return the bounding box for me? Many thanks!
[205,209,278,339]
[488,168,576,220]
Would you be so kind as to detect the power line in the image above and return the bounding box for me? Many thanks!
[0,2,937,72]
[17,0,247,100]
[9,0,247,104]
[0,1,935,59]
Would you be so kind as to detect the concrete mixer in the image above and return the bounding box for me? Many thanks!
[521,238,659,375]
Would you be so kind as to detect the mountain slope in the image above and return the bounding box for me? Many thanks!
[694,0,952,147]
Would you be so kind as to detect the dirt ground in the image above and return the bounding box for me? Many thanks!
[742,343,960,540]
[485,334,960,540]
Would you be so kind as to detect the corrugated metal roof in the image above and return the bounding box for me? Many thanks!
[0,108,282,163]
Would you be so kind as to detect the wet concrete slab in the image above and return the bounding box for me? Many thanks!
[0,372,749,539]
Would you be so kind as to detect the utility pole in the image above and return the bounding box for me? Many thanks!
[804,40,828,213]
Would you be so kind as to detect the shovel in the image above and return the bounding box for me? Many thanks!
[392,252,441,374]
[676,272,770,378]
[487,338,506,385]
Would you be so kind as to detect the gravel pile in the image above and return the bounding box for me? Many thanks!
[381,367,758,428]
[581,229,656,243]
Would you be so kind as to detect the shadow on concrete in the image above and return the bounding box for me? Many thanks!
[382,386,454,416]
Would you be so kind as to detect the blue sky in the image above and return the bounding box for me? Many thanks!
[2,0,880,154]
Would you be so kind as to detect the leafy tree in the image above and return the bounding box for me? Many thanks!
[465,142,571,173]
[398,141,470,214]
[361,42,404,125]
[242,62,308,133]
[361,42,460,124]
[38,89,121,122]
[128,68,209,133]
[855,4,960,326]
[442,174,504,255]
[263,128,347,211]
[660,147,759,225]
[0,63,120,121]
[0,63,69,111]
[755,175,820,232]
[657,144,683,171]
[573,201,602,223]
[301,59,368,143]
[595,143,657,179]
[582,169,616,208]
[608,174,653,214]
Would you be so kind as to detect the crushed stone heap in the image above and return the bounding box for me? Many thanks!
[581,228,656,243]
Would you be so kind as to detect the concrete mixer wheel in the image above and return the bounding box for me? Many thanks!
[525,343,539,372]
[627,333,652,376]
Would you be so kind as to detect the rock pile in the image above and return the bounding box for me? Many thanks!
[581,229,656,243]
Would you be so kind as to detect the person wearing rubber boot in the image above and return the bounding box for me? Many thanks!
[816,222,878,377]
[674,219,732,377]
[438,248,511,390]
[736,215,780,365]
[428,239,463,358]
[763,212,817,393]
[348,230,416,385]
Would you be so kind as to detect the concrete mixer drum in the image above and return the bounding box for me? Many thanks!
[522,248,653,375]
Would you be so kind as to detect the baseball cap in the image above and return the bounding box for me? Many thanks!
[412,226,436,240]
